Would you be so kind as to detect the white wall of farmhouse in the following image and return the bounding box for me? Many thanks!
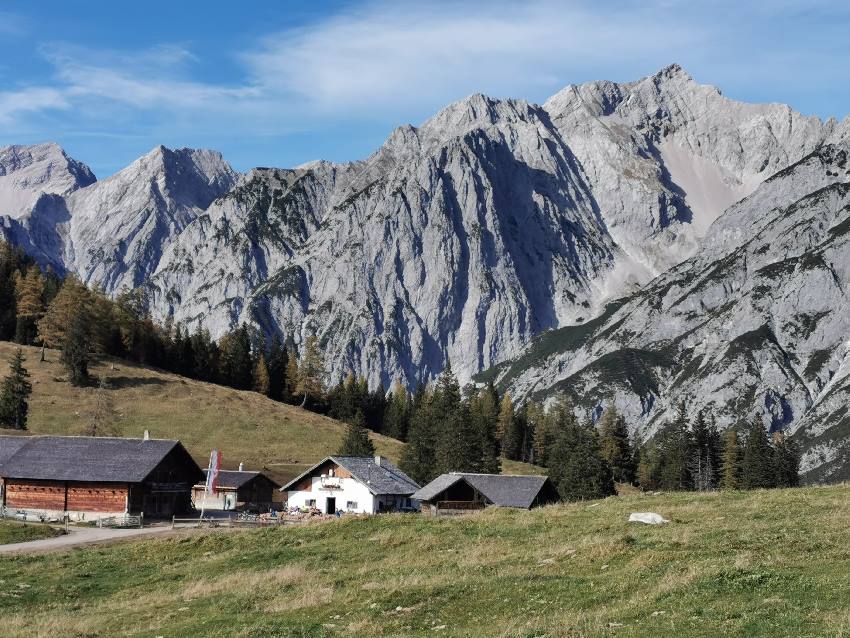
[286,474,377,514]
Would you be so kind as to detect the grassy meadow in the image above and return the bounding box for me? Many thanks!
[0,342,537,484]
[0,522,63,545]
[1,484,848,637]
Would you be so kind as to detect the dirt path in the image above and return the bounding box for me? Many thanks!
[0,525,181,555]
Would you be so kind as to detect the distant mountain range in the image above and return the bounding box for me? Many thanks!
[3,64,849,481]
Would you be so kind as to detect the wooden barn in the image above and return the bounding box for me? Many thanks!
[191,465,280,512]
[0,435,203,520]
[413,473,559,515]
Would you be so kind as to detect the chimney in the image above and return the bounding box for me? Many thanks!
[143,430,150,441]
[238,462,244,472]
[374,455,382,467]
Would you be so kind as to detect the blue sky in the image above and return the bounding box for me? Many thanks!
[1,0,849,177]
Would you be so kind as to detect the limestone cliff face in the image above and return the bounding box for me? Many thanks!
[487,144,850,482]
[3,66,849,479]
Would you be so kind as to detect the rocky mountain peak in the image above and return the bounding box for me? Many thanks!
[0,142,96,219]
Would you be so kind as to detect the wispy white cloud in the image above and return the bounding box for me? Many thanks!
[0,0,848,171]
[242,0,703,113]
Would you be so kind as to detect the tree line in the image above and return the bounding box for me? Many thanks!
[1,240,802,497]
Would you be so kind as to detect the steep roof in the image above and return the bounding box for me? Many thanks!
[0,436,29,467]
[280,456,420,496]
[197,469,280,490]
[412,473,554,509]
[0,435,200,483]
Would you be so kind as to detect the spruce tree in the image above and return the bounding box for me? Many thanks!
[338,410,375,456]
[772,433,800,488]
[598,404,634,484]
[62,310,92,386]
[740,420,777,489]
[400,390,438,484]
[435,401,482,474]
[690,411,721,491]
[0,349,32,430]
[473,384,501,473]
[656,404,694,491]
[384,380,411,441]
[549,417,615,501]
[720,426,742,490]
[266,335,288,401]
[500,394,526,461]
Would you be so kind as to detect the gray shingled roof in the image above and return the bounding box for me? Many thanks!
[0,435,197,483]
[198,469,280,490]
[280,456,420,495]
[412,473,554,508]
[0,436,29,467]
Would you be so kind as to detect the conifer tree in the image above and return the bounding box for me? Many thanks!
[549,416,615,501]
[266,335,288,401]
[598,404,634,484]
[740,420,776,489]
[635,441,660,490]
[773,432,800,488]
[472,383,501,473]
[384,380,411,441]
[13,267,45,345]
[253,354,271,396]
[295,334,325,407]
[0,242,19,341]
[62,310,92,386]
[720,426,742,490]
[338,410,376,456]
[690,410,722,491]
[0,349,32,430]
[656,403,694,490]
[497,393,515,447]
[400,390,438,484]
[531,396,564,467]
[78,376,120,437]
[218,325,253,390]
[435,401,482,474]
[285,349,301,402]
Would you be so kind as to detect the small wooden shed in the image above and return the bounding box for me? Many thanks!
[413,473,559,515]
[191,468,280,511]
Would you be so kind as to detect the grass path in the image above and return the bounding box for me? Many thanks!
[1,485,848,637]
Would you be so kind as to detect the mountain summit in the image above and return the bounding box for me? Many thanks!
[2,66,849,479]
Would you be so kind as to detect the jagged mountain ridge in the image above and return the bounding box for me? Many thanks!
[146,65,844,389]
[1,65,847,402]
[1,145,238,292]
[483,143,850,482]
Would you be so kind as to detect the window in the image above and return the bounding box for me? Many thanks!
[306,499,316,507]
[346,501,358,510]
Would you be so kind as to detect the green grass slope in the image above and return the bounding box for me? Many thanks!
[2,485,849,637]
[0,342,538,483]
[0,521,63,545]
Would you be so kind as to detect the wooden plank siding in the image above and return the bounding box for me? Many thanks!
[4,479,67,510]
[66,482,128,513]
[4,479,128,513]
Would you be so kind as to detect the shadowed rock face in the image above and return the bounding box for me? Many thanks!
[3,66,850,482]
[488,144,850,482]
